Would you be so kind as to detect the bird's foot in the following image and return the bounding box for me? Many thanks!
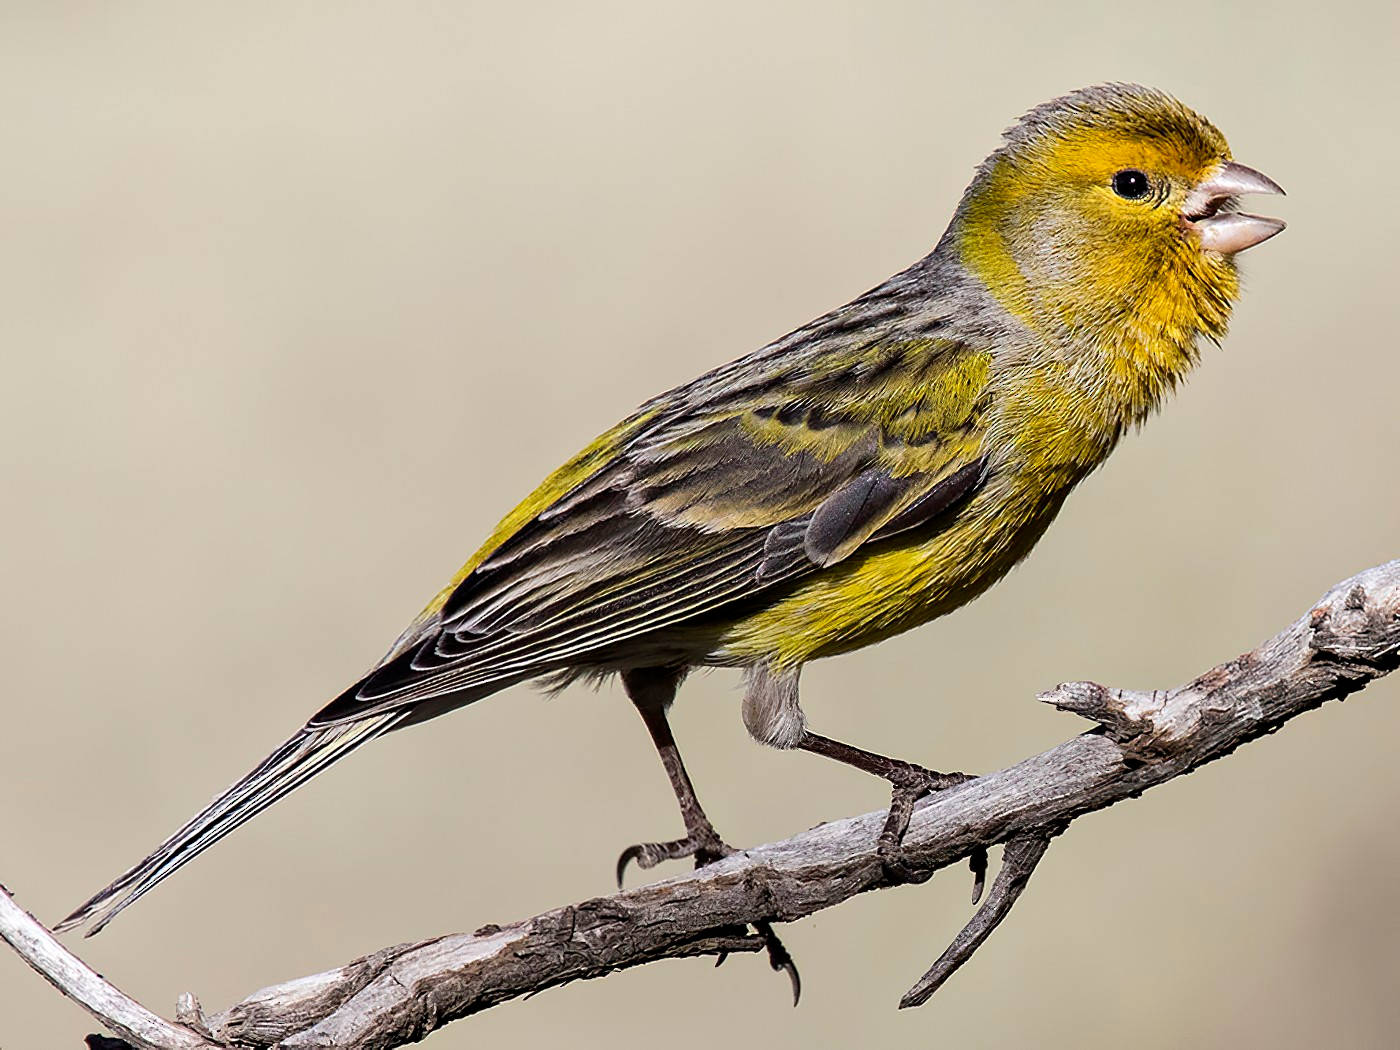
[617,829,801,1004]
[714,919,802,1006]
[615,827,732,888]
[876,764,986,898]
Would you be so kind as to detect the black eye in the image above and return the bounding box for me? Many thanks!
[1112,169,1152,200]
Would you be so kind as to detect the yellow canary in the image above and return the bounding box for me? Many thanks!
[61,83,1284,935]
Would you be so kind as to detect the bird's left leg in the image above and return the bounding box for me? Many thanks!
[744,664,981,887]
[617,666,804,1000]
[615,666,732,885]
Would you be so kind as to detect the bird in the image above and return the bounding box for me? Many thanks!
[59,83,1285,937]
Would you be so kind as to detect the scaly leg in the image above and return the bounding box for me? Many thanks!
[617,666,801,1002]
[743,663,981,888]
[615,667,730,885]
[795,731,973,859]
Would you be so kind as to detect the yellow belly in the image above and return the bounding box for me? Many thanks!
[712,475,1070,667]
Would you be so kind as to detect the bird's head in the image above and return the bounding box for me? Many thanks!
[946,84,1284,349]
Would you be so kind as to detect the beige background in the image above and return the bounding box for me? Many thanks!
[3,2,1398,1047]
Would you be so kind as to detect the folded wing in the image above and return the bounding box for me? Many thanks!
[312,337,992,726]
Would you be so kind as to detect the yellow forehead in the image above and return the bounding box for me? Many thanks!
[996,85,1232,190]
[1028,124,1230,188]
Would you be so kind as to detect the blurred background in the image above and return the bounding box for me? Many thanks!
[3,2,1398,1047]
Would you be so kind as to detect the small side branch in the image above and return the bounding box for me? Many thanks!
[0,885,215,1050]
[4,560,1398,1050]
[899,828,1057,1008]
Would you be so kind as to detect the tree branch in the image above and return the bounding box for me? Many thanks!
[0,884,216,1050]
[5,560,1398,1050]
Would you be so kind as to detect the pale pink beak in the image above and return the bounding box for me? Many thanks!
[1183,161,1286,255]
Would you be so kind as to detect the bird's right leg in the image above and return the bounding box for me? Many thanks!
[743,663,981,887]
[615,666,732,886]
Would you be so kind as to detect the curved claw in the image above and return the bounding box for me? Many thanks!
[615,847,633,889]
[755,920,801,1006]
[616,840,677,888]
[616,834,731,888]
[712,921,802,1005]
[969,847,989,905]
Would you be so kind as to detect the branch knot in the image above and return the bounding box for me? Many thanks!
[1037,681,1182,758]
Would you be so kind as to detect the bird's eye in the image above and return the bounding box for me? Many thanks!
[1112,169,1152,200]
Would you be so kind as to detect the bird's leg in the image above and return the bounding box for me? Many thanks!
[615,667,732,886]
[795,731,974,858]
[743,664,982,890]
[616,667,804,1002]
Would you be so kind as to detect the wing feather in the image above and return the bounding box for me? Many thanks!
[311,336,992,727]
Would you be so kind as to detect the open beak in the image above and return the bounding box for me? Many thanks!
[1183,161,1286,255]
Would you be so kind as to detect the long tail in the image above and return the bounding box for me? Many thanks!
[56,711,405,936]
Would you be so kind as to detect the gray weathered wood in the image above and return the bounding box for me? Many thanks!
[4,560,1398,1050]
[0,884,217,1050]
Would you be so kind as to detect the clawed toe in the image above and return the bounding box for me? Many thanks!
[755,920,801,1005]
[887,764,976,796]
[876,768,976,883]
[713,919,801,1006]
[616,833,800,1003]
[968,845,988,903]
[616,833,732,888]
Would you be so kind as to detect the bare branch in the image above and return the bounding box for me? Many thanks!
[0,884,216,1050]
[898,828,1057,1008]
[6,560,1399,1050]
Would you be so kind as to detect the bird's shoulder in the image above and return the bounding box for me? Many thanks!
[625,332,993,531]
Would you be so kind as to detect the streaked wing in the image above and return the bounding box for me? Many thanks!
[311,333,991,726]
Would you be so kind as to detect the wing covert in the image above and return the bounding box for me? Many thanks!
[311,336,992,726]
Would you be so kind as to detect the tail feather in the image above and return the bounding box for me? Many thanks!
[56,712,404,936]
